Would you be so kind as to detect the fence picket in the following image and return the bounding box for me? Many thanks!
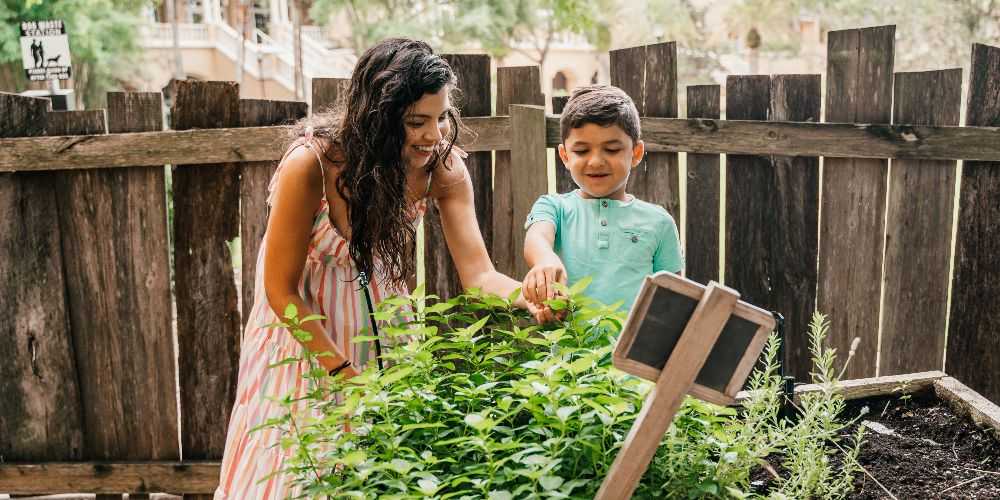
[769,75,821,380]
[510,104,549,279]
[818,26,895,379]
[948,43,1000,403]
[684,85,720,285]
[171,82,242,491]
[0,93,84,464]
[552,95,574,194]
[880,69,961,375]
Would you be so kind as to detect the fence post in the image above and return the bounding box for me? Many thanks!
[818,25,895,379]
[880,69,962,376]
[610,42,680,226]
[509,104,549,280]
[769,75,821,380]
[684,85,720,284]
[171,82,242,497]
[424,54,492,299]
[239,99,308,328]
[948,43,1000,403]
[0,93,85,463]
[493,66,544,277]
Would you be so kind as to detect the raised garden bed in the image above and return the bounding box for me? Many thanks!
[745,372,1000,499]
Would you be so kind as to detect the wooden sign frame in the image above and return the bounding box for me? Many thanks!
[613,271,776,406]
[597,274,776,500]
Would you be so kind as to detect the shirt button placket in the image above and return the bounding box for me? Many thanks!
[597,199,610,249]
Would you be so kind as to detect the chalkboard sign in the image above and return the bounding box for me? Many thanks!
[613,272,775,405]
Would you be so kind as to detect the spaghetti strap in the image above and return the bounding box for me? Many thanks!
[266,136,331,209]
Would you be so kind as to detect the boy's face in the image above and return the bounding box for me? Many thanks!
[558,123,644,201]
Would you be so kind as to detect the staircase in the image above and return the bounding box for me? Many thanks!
[140,21,356,102]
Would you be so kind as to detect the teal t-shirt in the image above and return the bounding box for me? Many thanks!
[525,190,684,310]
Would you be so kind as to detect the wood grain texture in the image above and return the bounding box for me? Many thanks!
[769,75,821,381]
[551,95,574,194]
[725,75,772,311]
[238,99,308,328]
[423,54,491,299]
[684,85,720,284]
[935,377,1000,436]
[509,105,550,280]
[736,370,947,403]
[493,66,544,276]
[818,26,894,379]
[611,43,680,223]
[597,282,738,500]
[310,78,348,114]
[50,109,123,500]
[880,69,961,376]
[948,43,1000,404]
[49,98,180,478]
[171,81,242,462]
[0,93,85,462]
[8,116,1000,172]
[0,461,220,494]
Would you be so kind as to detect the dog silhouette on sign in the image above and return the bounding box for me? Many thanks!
[46,54,61,67]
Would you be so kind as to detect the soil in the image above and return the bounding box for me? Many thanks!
[752,389,1000,499]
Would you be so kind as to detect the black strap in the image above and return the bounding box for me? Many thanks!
[771,310,795,419]
[359,271,384,371]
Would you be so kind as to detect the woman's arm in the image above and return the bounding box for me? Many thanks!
[263,146,359,377]
[433,154,540,314]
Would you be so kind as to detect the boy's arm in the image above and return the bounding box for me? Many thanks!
[523,221,567,308]
[653,215,684,273]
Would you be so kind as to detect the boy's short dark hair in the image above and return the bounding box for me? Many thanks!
[560,85,641,143]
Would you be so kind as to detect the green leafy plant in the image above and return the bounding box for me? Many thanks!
[264,285,864,499]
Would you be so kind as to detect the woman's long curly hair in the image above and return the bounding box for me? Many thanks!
[292,38,461,287]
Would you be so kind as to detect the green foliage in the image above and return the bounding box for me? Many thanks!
[267,287,864,499]
[308,0,612,64]
[0,0,148,107]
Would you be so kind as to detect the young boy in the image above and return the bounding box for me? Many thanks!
[522,85,683,313]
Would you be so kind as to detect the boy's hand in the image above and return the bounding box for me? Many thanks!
[523,257,567,307]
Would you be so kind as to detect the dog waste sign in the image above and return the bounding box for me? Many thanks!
[20,20,72,81]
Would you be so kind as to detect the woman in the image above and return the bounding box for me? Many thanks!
[214,38,539,498]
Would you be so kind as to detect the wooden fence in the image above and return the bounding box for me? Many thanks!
[1,24,1000,496]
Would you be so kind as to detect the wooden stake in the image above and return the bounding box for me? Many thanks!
[596,282,739,500]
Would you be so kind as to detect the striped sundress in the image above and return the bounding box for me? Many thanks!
[214,138,429,499]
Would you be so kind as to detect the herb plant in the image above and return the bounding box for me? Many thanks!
[265,284,864,499]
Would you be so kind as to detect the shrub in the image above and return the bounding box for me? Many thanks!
[264,284,863,499]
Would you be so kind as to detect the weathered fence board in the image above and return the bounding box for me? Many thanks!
[725,75,772,309]
[818,25,894,379]
[0,94,84,462]
[49,108,127,500]
[611,42,681,224]
[493,66,544,276]
[0,461,221,495]
[684,85,721,284]
[510,104,550,279]
[171,82,242,475]
[238,99,308,329]
[311,77,349,113]
[880,69,961,376]
[9,116,1000,172]
[552,95,574,194]
[769,75,821,380]
[423,54,492,299]
[948,43,1000,404]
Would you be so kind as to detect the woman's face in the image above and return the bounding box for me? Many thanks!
[402,87,452,171]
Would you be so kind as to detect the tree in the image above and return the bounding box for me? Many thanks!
[308,0,611,70]
[0,0,149,108]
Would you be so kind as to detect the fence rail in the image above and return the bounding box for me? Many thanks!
[2,25,1000,497]
[4,117,1000,172]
